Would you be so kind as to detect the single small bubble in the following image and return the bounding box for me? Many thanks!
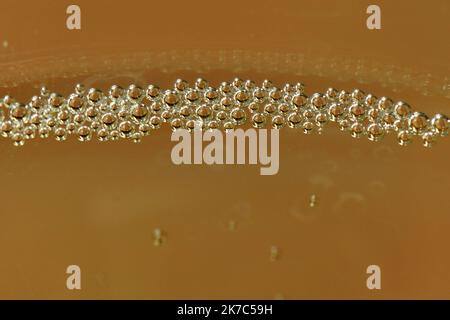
[153,228,166,247]
[309,194,317,207]
[228,220,237,232]
[270,245,279,262]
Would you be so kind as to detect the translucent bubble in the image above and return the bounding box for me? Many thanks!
[269,88,283,101]
[109,85,124,100]
[161,110,173,122]
[163,90,179,106]
[287,112,302,129]
[364,94,377,108]
[272,115,285,129]
[350,122,365,138]
[10,103,28,121]
[252,113,266,128]
[130,104,148,123]
[23,125,36,139]
[132,132,142,143]
[328,103,345,121]
[264,103,277,114]
[149,115,161,129]
[97,128,109,141]
[311,93,327,110]
[54,127,67,141]
[118,121,134,138]
[394,101,412,118]
[174,79,188,91]
[196,104,212,120]
[248,102,260,113]
[216,111,228,121]
[408,112,429,133]
[431,114,449,136]
[351,89,366,102]
[422,131,436,148]
[204,88,219,101]
[87,88,103,104]
[38,125,51,138]
[127,84,143,101]
[223,121,236,131]
[302,121,314,134]
[48,93,64,109]
[367,123,385,142]
[77,126,92,141]
[75,83,85,95]
[12,132,25,146]
[349,102,365,120]
[397,130,412,146]
[234,90,249,104]
[146,84,160,99]
[170,118,183,131]
[195,78,208,90]
[185,119,197,132]
[315,113,328,127]
[377,96,393,111]
[68,93,84,112]
[231,107,246,125]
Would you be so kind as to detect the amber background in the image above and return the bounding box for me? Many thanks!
[0,0,449,299]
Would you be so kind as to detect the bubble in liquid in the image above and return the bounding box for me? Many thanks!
[367,123,385,142]
[174,79,188,91]
[146,84,160,99]
[170,118,183,131]
[394,101,412,118]
[54,127,67,141]
[377,96,393,111]
[397,130,412,146]
[149,116,161,129]
[271,115,285,129]
[10,103,28,121]
[118,121,134,138]
[350,122,365,138]
[152,228,165,247]
[97,128,109,141]
[109,85,124,100]
[310,93,327,110]
[163,90,180,106]
[409,112,429,133]
[231,107,246,125]
[309,194,317,207]
[228,220,237,232]
[127,84,143,101]
[131,104,148,123]
[270,246,279,262]
[349,102,366,120]
[196,104,213,120]
[68,93,84,111]
[48,93,64,109]
[23,125,36,139]
[234,90,250,104]
[77,126,92,141]
[87,88,103,104]
[252,113,266,128]
[431,114,449,136]
[422,131,436,148]
[38,125,51,138]
[302,121,314,134]
[328,103,345,121]
[287,112,302,129]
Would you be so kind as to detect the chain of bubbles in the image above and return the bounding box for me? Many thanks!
[0,78,449,147]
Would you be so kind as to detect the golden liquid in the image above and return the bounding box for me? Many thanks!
[0,0,449,299]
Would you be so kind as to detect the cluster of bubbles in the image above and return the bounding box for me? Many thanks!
[0,78,448,147]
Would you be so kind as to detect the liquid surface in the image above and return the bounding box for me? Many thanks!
[0,0,449,299]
